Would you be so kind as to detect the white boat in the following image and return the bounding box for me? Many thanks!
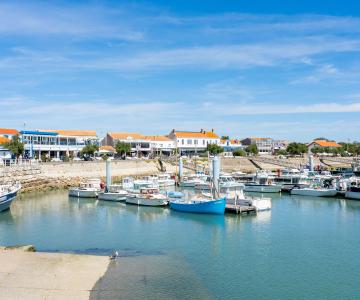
[345,177,360,200]
[122,177,159,191]
[244,173,282,193]
[291,187,337,197]
[157,173,175,187]
[69,179,101,198]
[0,182,21,212]
[98,185,128,202]
[291,176,337,197]
[180,173,207,187]
[126,187,169,206]
[195,174,244,191]
[273,169,310,192]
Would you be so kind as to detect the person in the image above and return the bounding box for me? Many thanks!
[100,182,105,190]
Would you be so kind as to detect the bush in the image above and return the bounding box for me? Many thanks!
[233,150,246,157]
[245,144,258,155]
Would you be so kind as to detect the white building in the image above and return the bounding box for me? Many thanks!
[240,137,288,155]
[20,129,98,159]
[168,129,220,154]
[102,132,175,157]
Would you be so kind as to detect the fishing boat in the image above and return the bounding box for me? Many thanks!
[273,169,310,192]
[345,177,360,200]
[290,177,337,197]
[98,184,128,202]
[126,187,169,206]
[0,182,21,212]
[170,197,226,215]
[68,179,101,198]
[244,173,282,193]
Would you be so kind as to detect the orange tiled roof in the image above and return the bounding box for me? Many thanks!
[312,140,341,148]
[173,130,219,139]
[99,145,115,152]
[0,128,18,135]
[109,132,143,140]
[143,135,171,142]
[42,130,97,137]
[0,136,10,144]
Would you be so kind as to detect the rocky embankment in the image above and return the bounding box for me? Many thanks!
[0,160,178,193]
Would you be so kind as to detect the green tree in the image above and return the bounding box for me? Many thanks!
[2,135,24,158]
[81,144,99,157]
[275,149,288,156]
[221,136,229,140]
[233,149,247,157]
[311,146,323,154]
[286,143,307,156]
[245,144,258,155]
[115,142,131,157]
[206,143,224,155]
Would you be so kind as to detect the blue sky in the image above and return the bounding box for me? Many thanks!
[0,0,360,141]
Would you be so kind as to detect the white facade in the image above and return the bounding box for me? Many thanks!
[21,130,98,159]
[168,130,220,153]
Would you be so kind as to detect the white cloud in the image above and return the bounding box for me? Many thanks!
[0,3,144,41]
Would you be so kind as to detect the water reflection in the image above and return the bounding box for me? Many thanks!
[0,209,14,224]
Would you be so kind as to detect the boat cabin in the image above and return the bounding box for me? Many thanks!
[140,187,160,194]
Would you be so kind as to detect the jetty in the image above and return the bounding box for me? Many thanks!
[225,203,256,214]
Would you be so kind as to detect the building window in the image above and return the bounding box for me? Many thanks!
[194,140,198,145]
[203,140,205,145]
[181,139,184,145]
[187,139,192,145]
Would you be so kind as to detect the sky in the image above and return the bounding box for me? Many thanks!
[0,0,360,142]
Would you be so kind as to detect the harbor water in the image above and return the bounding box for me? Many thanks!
[1,190,360,299]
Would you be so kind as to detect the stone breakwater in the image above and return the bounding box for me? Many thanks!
[0,160,178,193]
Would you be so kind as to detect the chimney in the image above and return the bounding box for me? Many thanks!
[172,129,175,133]
[200,128,203,133]
[211,129,214,133]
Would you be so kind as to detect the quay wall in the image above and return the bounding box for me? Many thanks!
[0,160,178,193]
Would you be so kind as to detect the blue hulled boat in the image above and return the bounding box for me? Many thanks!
[0,183,21,212]
[170,198,226,215]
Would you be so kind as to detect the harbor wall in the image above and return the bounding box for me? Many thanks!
[0,160,178,193]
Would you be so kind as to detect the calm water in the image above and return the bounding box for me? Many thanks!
[1,190,360,299]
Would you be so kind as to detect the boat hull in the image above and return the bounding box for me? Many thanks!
[170,198,226,215]
[98,192,127,202]
[244,185,282,193]
[126,196,168,206]
[0,190,19,212]
[158,180,176,187]
[345,191,360,200]
[291,188,337,197]
[281,184,309,192]
[68,189,98,198]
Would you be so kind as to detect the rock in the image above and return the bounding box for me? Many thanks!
[0,245,36,252]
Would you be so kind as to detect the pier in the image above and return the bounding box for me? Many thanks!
[225,203,256,214]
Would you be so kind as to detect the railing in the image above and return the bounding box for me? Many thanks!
[0,159,39,168]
